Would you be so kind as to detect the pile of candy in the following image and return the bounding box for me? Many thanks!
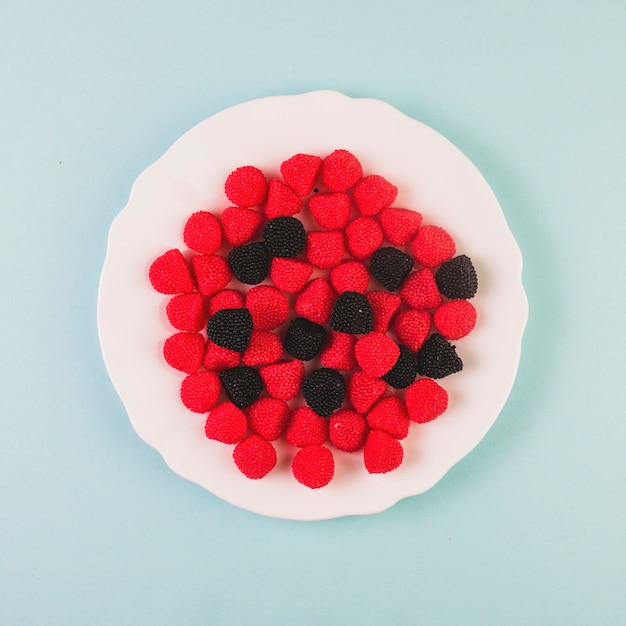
[148,150,477,488]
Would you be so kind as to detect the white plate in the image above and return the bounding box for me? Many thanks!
[97,91,527,520]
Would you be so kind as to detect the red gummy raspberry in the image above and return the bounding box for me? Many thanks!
[280,153,323,196]
[264,178,303,219]
[205,401,247,444]
[149,249,195,294]
[220,206,263,246]
[366,396,410,439]
[163,332,204,374]
[354,333,400,377]
[242,330,283,366]
[345,217,383,260]
[182,211,222,254]
[433,299,477,340]
[394,309,431,352]
[245,285,289,330]
[353,174,398,216]
[190,254,232,297]
[308,192,351,230]
[363,430,403,474]
[405,378,448,423]
[365,291,401,333]
[203,339,241,371]
[292,445,335,489]
[208,289,245,317]
[285,407,329,447]
[224,166,267,208]
[233,435,277,479]
[329,410,368,452]
[166,292,206,332]
[411,225,456,268]
[294,278,335,325]
[180,371,221,413]
[329,261,369,294]
[305,231,345,269]
[269,258,313,293]
[246,397,290,441]
[320,149,363,192]
[320,332,357,371]
[348,371,387,414]
[400,269,442,310]
[379,207,423,246]
[260,360,305,400]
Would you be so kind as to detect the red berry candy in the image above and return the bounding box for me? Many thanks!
[329,410,368,452]
[285,407,329,447]
[208,289,245,317]
[433,299,477,340]
[280,153,323,196]
[149,249,195,294]
[246,397,290,441]
[242,330,283,366]
[363,430,403,474]
[394,309,431,352]
[294,278,336,325]
[366,396,410,439]
[233,435,277,479]
[411,225,456,268]
[205,401,248,444]
[203,339,241,371]
[365,291,401,333]
[330,261,369,294]
[269,257,313,293]
[379,207,423,246]
[405,378,448,423]
[166,292,206,332]
[163,332,205,374]
[264,178,303,219]
[305,231,345,269]
[180,371,221,413]
[309,192,351,230]
[224,165,267,208]
[245,285,290,330]
[292,445,335,489]
[320,331,357,371]
[320,149,363,192]
[221,206,264,246]
[348,371,387,414]
[183,211,222,254]
[353,174,398,216]
[345,217,383,260]
[400,269,442,310]
[260,360,305,400]
[354,333,400,377]
[190,254,232,297]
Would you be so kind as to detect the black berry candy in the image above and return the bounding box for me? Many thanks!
[263,217,306,258]
[207,308,253,352]
[435,254,478,299]
[302,368,345,417]
[219,366,263,408]
[283,317,328,361]
[329,291,373,334]
[416,334,463,379]
[382,344,418,389]
[228,242,270,285]
[369,247,414,291]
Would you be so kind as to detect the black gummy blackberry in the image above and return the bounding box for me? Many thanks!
[329,291,373,334]
[302,368,346,417]
[228,242,269,284]
[283,317,328,361]
[263,217,306,258]
[382,344,418,389]
[207,308,253,352]
[435,254,478,299]
[416,334,463,379]
[219,366,263,408]
[369,247,414,291]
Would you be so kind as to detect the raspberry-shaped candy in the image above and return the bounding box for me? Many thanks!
[163,332,204,374]
[242,330,283,366]
[203,340,241,371]
[225,166,267,208]
[166,292,206,332]
[369,247,414,291]
[285,407,329,448]
[329,410,368,452]
[411,225,456,268]
[221,206,263,246]
[366,291,401,334]
[207,308,253,352]
[330,291,373,334]
[263,217,306,258]
[233,435,277,479]
[353,174,398,216]
[284,317,328,361]
[190,254,232,297]
[405,378,449,423]
[228,242,269,285]
[292,445,335,489]
[394,309,431,352]
[246,397,290,441]
[382,345,418,390]
[400,269,442,310]
[280,153,323,196]
[302,368,345,417]
[379,207,423,246]
[366,396,410,439]
[208,289,245,317]
[345,217,383,260]
[354,333,400,378]
[265,179,302,219]
[435,255,478,300]
[320,149,363,192]
[149,249,195,294]
[433,299,477,340]
[180,371,221,413]
[363,430,403,474]
[309,193,351,230]
[348,371,387,414]
[320,332,357,371]
[294,278,335,325]
[269,258,314,293]
[219,365,263,408]
[246,285,289,331]
[260,360,305,400]
[305,231,345,269]
[183,211,222,254]
[205,401,247,444]
[416,334,463,379]
[330,261,369,294]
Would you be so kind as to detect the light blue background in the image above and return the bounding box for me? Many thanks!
[2,1,625,624]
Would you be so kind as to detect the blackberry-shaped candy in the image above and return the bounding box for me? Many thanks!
[302,368,346,417]
[263,217,306,258]
[207,308,253,352]
[369,247,414,291]
[435,254,478,299]
[416,334,463,379]
[382,344,418,389]
[219,366,263,408]
[228,242,270,284]
[283,317,328,361]
[330,291,373,334]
